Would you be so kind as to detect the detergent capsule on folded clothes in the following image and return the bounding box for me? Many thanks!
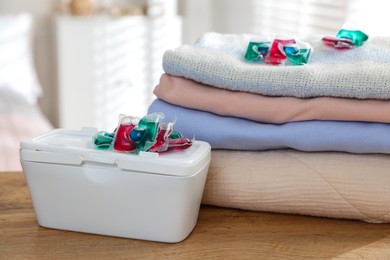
[285,41,312,65]
[322,36,355,49]
[265,38,296,65]
[245,38,270,62]
[336,29,369,47]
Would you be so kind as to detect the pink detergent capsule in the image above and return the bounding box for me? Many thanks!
[166,137,193,151]
[149,122,174,152]
[322,36,354,49]
[103,112,193,154]
[265,38,296,65]
[113,116,138,152]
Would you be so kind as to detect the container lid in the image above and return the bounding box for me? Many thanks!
[20,128,211,177]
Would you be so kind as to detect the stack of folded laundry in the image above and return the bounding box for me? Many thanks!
[148,32,390,223]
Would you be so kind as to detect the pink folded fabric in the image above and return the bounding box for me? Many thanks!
[154,74,390,124]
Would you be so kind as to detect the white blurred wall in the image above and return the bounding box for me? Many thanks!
[179,0,252,44]
[1,0,388,126]
[0,0,58,125]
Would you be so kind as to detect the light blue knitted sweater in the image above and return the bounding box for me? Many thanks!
[162,33,390,99]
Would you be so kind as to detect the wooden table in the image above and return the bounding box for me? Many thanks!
[1,172,390,259]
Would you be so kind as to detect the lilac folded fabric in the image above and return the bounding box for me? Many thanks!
[148,99,390,154]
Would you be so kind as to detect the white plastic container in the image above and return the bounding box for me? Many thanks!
[20,128,211,243]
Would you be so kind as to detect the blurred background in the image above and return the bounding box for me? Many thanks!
[0,0,389,130]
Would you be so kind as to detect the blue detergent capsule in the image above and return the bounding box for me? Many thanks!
[283,44,299,55]
[130,127,146,142]
[256,43,270,55]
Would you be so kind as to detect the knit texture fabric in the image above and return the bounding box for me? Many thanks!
[162,33,390,99]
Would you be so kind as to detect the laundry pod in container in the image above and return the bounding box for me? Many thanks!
[20,127,211,243]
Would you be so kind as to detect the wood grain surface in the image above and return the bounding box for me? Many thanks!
[1,171,390,259]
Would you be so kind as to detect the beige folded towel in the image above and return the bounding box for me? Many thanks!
[202,149,390,223]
